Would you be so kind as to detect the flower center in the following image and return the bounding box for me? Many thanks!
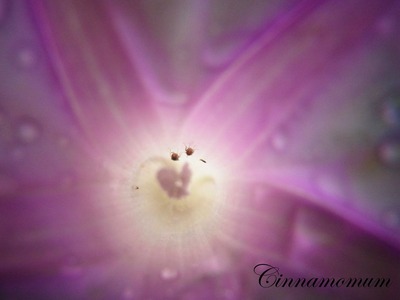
[104,141,236,269]
[132,155,220,237]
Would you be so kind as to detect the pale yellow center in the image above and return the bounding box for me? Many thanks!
[132,156,221,240]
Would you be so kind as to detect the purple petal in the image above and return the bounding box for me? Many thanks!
[31,0,160,156]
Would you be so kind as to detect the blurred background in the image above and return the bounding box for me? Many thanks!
[0,0,400,299]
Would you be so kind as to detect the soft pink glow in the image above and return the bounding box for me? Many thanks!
[0,0,399,298]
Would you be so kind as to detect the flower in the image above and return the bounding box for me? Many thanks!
[0,0,399,299]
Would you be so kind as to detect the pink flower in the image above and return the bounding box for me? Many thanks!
[0,0,399,298]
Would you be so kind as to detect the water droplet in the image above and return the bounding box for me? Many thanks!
[270,132,287,151]
[220,289,235,300]
[121,287,134,299]
[11,147,24,161]
[252,185,273,207]
[15,45,39,69]
[378,140,400,167]
[171,92,187,104]
[57,135,69,147]
[59,173,75,189]
[160,268,178,280]
[375,16,396,37]
[381,97,400,127]
[61,256,82,277]
[161,92,187,105]
[384,211,399,228]
[203,33,248,69]
[201,255,228,275]
[15,117,41,143]
[315,173,346,200]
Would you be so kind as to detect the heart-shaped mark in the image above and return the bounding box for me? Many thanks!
[157,163,191,199]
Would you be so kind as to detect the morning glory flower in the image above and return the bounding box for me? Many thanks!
[1,0,400,299]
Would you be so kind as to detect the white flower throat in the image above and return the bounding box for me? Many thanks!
[133,155,219,233]
[105,138,237,268]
